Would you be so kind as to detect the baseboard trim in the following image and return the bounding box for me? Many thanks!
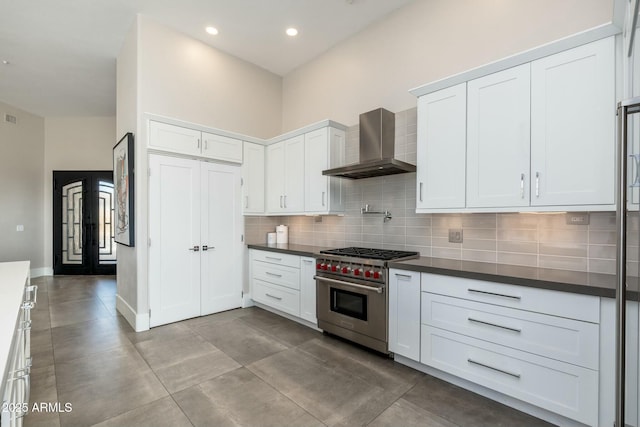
[116,294,150,332]
[30,267,53,278]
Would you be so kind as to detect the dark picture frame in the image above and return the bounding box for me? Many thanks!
[113,132,135,246]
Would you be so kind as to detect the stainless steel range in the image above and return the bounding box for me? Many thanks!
[314,247,419,354]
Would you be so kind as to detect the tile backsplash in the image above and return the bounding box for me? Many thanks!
[245,107,625,275]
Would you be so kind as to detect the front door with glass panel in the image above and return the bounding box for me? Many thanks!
[53,171,116,275]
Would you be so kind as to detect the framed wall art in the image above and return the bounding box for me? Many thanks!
[113,132,135,246]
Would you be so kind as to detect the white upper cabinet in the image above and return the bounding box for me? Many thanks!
[304,127,346,214]
[530,37,615,207]
[467,64,531,208]
[202,132,243,163]
[416,83,466,211]
[149,121,201,157]
[266,135,305,214]
[242,142,265,214]
[149,121,243,164]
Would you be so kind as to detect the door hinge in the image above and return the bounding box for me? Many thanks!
[148,238,151,247]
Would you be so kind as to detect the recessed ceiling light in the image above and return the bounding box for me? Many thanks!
[286,28,298,37]
[205,26,219,36]
[2,60,9,65]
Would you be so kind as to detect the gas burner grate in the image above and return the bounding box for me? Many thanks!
[319,247,419,261]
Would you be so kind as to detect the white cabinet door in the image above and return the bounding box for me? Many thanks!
[416,83,467,211]
[242,142,265,214]
[149,121,201,157]
[200,162,242,316]
[305,128,329,213]
[467,64,530,208]
[388,269,421,361]
[202,132,243,163]
[266,142,285,213]
[149,154,201,327]
[300,257,317,324]
[283,135,305,213]
[531,37,615,207]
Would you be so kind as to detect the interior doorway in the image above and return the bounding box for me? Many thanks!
[52,171,116,275]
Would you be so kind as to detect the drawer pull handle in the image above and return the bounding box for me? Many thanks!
[395,273,412,279]
[467,358,521,379]
[468,288,521,300]
[266,272,283,278]
[468,317,521,333]
[266,256,282,261]
[265,293,282,301]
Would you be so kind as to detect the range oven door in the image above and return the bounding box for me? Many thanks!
[315,275,387,347]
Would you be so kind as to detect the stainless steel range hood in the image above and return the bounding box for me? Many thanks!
[322,108,416,179]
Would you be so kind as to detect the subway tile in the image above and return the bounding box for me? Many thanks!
[589,259,616,274]
[538,242,588,258]
[497,229,538,242]
[406,234,431,247]
[406,216,432,227]
[461,239,497,251]
[462,214,497,229]
[464,228,497,240]
[589,244,616,260]
[538,229,588,244]
[407,245,431,257]
[497,252,538,267]
[497,213,539,229]
[589,212,616,230]
[589,230,617,245]
[432,237,462,249]
[497,241,538,254]
[432,247,461,260]
[537,214,587,231]
[539,255,587,272]
[383,234,406,245]
[432,214,463,228]
[462,249,497,263]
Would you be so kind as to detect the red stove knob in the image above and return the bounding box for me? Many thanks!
[354,268,361,276]
[322,264,328,270]
[316,263,322,270]
[331,265,338,272]
[373,271,380,279]
[365,270,371,278]
[341,266,349,274]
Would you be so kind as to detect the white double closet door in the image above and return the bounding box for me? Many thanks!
[149,154,243,327]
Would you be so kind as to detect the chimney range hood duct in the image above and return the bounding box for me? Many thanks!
[322,108,416,179]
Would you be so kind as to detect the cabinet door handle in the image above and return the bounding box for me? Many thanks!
[284,195,287,208]
[265,256,282,261]
[322,191,325,206]
[302,259,313,264]
[188,245,200,252]
[204,140,208,150]
[197,139,201,150]
[265,293,282,301]
[468,288,521,300]
[245,196,249,209]
[468,359,521,379]
[468,317,521,333]
[395,273,412,279]
[631,154,640,187]
[280,195,283,208]
[419,182,424,202]
[535,171,540,198]
[266,271,283,278]
[24,285,38,306]
[520,173,525,199]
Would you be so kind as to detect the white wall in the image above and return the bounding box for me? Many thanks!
[282,0,615,130]
[137,15,282,139]
[43,116,116,273]
[0,102,45,273]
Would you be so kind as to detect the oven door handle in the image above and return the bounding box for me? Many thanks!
[314,276,384,294]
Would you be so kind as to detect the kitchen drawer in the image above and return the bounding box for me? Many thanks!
[422,292,599,369]
[252,279,300,317]
[251,250,300,269]
[253,260,300,290]
[421,326,598,426]
[421,273,599,323]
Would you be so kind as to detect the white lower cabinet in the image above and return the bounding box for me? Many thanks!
[388,269,421,361]
[389,268,602,426]
[249,249,316,325]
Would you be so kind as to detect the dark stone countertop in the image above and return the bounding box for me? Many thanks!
[247,244,638,299]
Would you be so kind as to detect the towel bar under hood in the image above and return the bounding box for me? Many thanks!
[322,108,416,179]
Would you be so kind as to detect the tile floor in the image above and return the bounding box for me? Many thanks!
[24,275,555,427]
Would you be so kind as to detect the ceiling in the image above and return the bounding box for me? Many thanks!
[0,0,414,118]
